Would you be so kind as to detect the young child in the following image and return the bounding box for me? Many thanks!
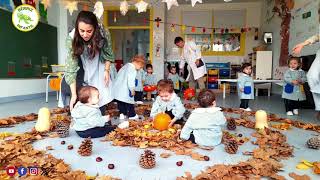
[180,90,226,147]
[167,66,185,94]
[282,57,307,116]
[135,69,145,104]
[150,79,185,126]
[144,64,158,100]
[71,86,115,138]
[237,63,254,111]
[113,55,145,123]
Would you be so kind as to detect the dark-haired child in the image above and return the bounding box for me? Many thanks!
[282,57,306,116]
[145,64,157,100]
[71,86,115,138]
[237,63,254,111]
[180,89,226,147]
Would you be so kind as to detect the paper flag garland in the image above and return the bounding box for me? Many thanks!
[93,1,104,19]
[163,0,178,10]
[120,0,129,16]
[63,1,78,15]
[191,0,202,7]
[135,0,148,13]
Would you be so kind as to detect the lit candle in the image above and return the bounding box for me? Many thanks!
[255,110,268,129]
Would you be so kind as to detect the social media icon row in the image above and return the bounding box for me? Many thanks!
[6,166,38,176]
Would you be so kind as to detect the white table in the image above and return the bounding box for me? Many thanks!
[218,79,283,99]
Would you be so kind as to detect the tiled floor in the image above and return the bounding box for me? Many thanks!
[0,93,319,179]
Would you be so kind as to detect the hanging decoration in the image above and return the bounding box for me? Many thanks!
[63,0,78,16]
[120,0,129,16]
[93,1,104,19]
[181,25,186,32]
[191,0,202,7]
[41,0,51,10]
[170,24,175,32]
[25,0,36,8]
[202,27,206,33]
[163,0,179,10]
[135,0,148,13]
[254,28,259,40]
[225,28,229,33]
[191,26,196,32]
[154,17,162,28]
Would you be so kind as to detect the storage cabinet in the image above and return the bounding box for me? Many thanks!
[206,63,231,90]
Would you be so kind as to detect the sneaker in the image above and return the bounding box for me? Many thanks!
[245,108,252,111]
[119,113,125,120]
[293,109,299,115]
[136,101,143,105]
[287,111,293,116]
[118,121,129,129]
[129,114,139,120]
[152,98,155,101]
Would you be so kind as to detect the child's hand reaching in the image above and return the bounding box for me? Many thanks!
[168,118,177,127]
[240,88,244,92]
[131,90,136,96]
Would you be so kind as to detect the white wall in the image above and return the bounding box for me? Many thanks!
[0,79,49,98]
[165,2,262,64]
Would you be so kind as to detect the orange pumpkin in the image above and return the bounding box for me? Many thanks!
[153,113,171,131]
[183,88,196,100]
[49,78,61,91]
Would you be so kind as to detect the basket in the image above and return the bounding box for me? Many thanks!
[51,65,65,73]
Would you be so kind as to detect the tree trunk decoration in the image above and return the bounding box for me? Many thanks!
[267,0,295,66]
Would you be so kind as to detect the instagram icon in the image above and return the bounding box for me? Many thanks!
[28,167,38,175]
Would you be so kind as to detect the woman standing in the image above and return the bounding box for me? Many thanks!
[64,11,115,115]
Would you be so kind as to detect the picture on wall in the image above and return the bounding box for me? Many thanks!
[213,33,241,52]
[185,34,211,52]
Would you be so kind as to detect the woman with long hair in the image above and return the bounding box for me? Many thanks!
[64,11,115,115]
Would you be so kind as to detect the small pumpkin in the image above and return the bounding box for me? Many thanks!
[255,110,269,130]
[143,85,157,92]
[153,113,171,131]
[49,78,61,91]
[35,107,51,132]
[183,88,196,100]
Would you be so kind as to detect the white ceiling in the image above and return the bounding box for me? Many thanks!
[178,0,262,4]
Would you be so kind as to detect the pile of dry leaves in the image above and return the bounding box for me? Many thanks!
[0,107,69,128]
[221,107,320,133]
[104,120,208,161]
[178,125,295,179]
[0,132,120,180]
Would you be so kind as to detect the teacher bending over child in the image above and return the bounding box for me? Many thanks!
[64,11,115,115]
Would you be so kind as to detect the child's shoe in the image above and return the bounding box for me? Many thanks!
[118,121,129,129]
[287,111,293,116]
[293,109,299,115]
[119,113,125,120]
[129,114,139,120]
[245,108,252,111]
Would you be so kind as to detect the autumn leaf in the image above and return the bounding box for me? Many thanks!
[313,162,320,174]
[289,172,311,180]
[160,153,171,158]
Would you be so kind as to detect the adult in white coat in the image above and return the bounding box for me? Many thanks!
[292,34,320,119]
[174,37,207,90]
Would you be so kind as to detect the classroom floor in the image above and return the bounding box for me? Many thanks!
[0,93,319,179]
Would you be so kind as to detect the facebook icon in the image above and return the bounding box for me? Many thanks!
[18,167,27,176]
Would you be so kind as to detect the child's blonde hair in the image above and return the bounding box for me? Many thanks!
[132,55,145,65]
[157,79,174,93]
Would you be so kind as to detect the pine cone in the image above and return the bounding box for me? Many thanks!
[139,149,156,169]
[227,118,236,130]
[55,121,69,138]
[225,140,238,154]
[306,136,320,149]
[78,138,93,156]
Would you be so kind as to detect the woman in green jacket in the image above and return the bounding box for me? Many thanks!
[64,11,115,115]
